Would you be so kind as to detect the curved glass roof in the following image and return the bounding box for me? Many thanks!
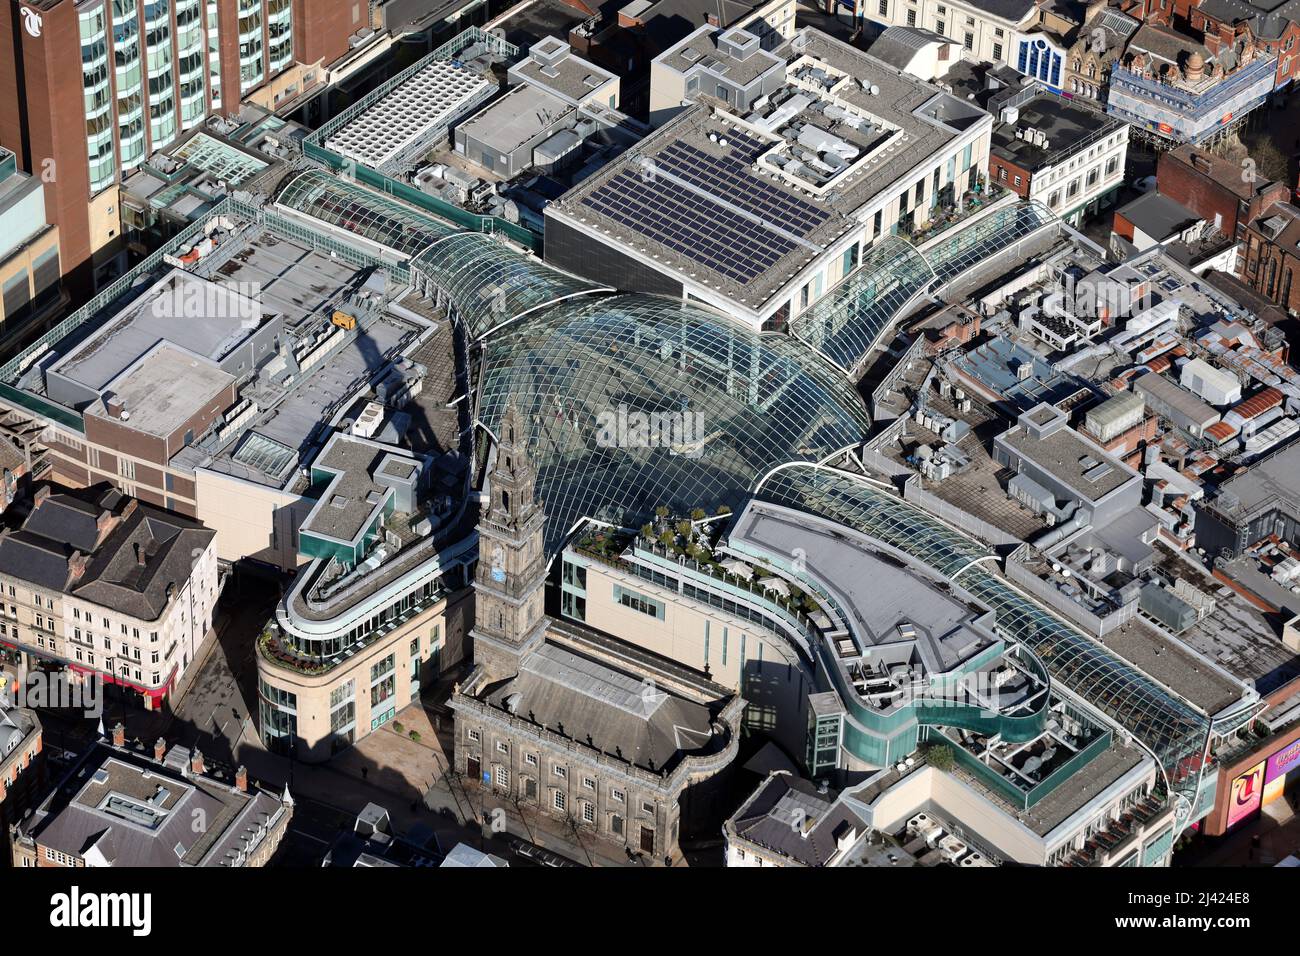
[479,295,871,553]
[413,232,610,340]
[926,200,1058,287]
[789,236,936,376]
[276,170,455,258]
[756,464,1211,807]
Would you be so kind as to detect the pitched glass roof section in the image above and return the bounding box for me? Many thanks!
[789,236,936,376]
[925,200,1058,287]
[755,464,1211,813]
[275,170,455,258]
[479,295,871,553]
[413,233,611,340]
[171,132,268,185]
[230,432,296,482]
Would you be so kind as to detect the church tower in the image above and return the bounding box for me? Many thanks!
[472,403,549,682]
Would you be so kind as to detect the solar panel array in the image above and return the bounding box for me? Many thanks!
[579,131,833,285]
[583,171,794,283]
[654,142,830,238]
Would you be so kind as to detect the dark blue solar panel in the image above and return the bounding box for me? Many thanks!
[581,171,796,284]
[654,142,830,237]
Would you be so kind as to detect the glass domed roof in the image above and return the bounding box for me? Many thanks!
[478,294,871,552]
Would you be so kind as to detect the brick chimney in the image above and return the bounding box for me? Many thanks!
[111,722,125,747]
[190,748,205,775]
[95,509,117,541]
[154,737,166,762]
[33,485,49,509]
[133,542,146,566]
[67,550,89,586]
[235,765,248,792]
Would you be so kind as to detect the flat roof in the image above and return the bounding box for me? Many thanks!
[999,415,1139,502]
[1151,545,1300,693]
[197,307,415,489]
[509,39,618,104]
[300,433,421,544]
[552,26,986,310]
[1116,190,1200,240]
[950,335,1089,411]
[730,501,995,673]
[456,84,574,155]
[1217,439,1300,513]
[45,269,270,397]
[88,344,234,440]
[324,57,494,170]
[1007,736,1148,837]
[1098,619,1246,717]
[655,23,785,86]
[991,94,1122,172]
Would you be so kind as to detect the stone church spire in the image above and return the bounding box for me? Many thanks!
[472,403,549,682]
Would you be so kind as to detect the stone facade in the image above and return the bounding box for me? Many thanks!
[453,666,741,860]
[450,413,743,861]
[470,404,549,683]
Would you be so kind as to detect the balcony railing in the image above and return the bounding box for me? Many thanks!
[260,588,449,676]
[1061,793,1167,867]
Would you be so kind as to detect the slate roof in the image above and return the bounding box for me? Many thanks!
[0,705,38,758]
[728,771,867,866]
[19,741,287,867]
[0,486,215,620]
[484,641,723,772]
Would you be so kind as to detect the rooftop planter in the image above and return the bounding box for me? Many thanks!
[257,625,330,676]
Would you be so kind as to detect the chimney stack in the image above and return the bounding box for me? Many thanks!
[154,737,166,762]
[190,748,205,776]
[33,486,49,509]
[111,722,125,747]
[235,765,248,793]
[134,542,146,566]
[67,551,89,585]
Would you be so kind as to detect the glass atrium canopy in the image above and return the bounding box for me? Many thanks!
[790,237,936,376]
[926,200,1058,287]
[413,232,611,340]
[756,464,1212,811]
[276,169,455,258]
[479,295,871,553]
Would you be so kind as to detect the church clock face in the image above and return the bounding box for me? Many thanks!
[490,544,506,583]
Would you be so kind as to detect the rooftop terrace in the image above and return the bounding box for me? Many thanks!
[552,26,988,310]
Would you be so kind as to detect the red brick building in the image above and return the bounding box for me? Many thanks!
[1157,145,1288,240]
[1190,0,1300,90]
[0,0,356,292]
[1241,202,1300,312]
